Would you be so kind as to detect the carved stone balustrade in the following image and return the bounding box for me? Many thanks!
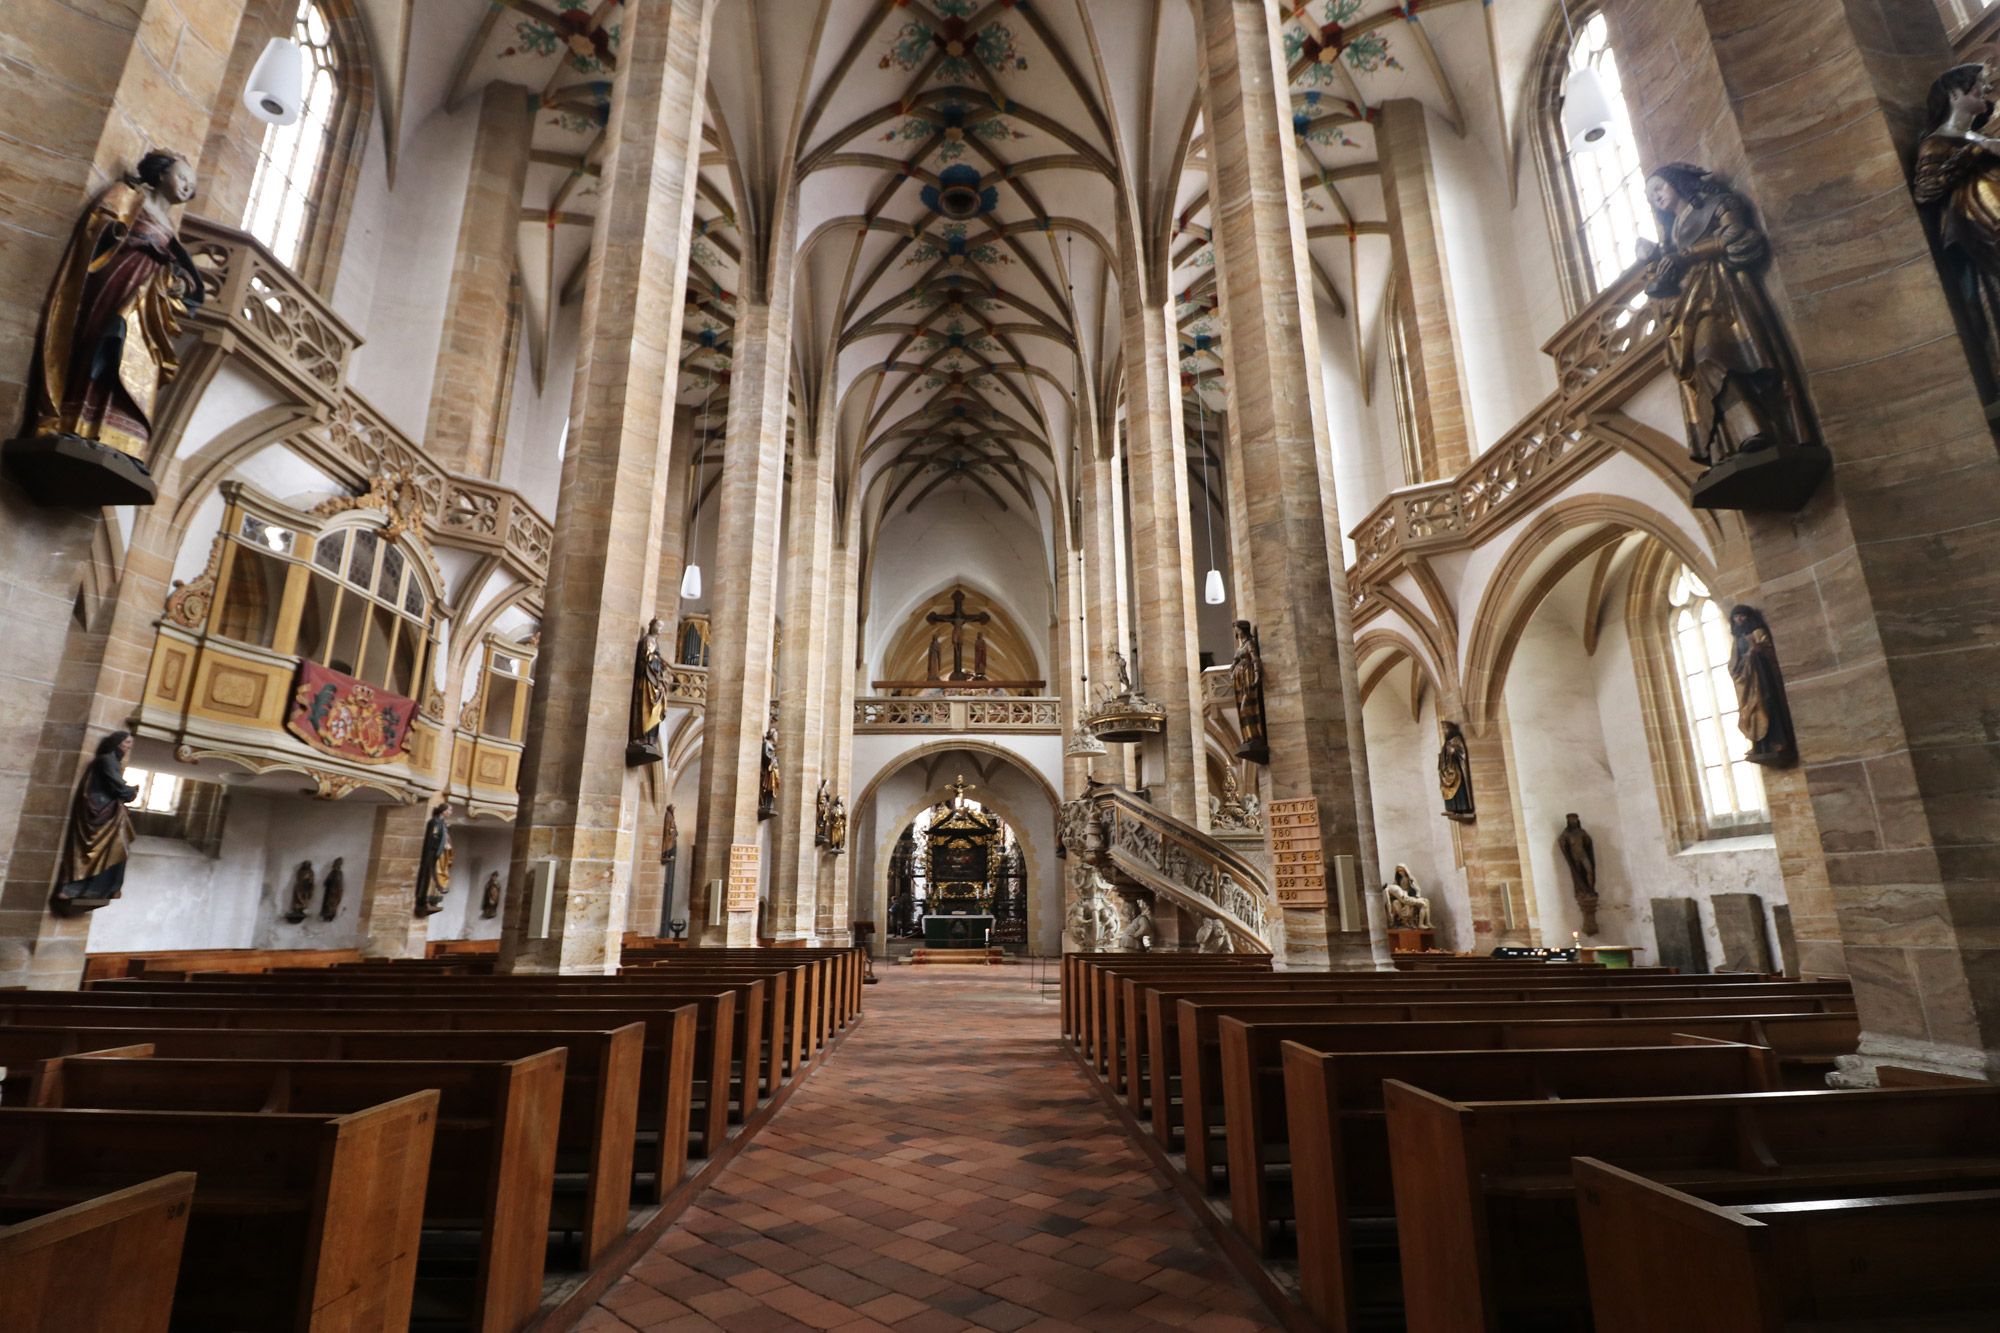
[1060,783,1274,953]
[853,696,1062,734]
[180,217,553,586]
[668,666,708,707]
[1346,265,1667,615]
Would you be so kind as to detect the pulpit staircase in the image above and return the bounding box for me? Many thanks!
[1061,783,1276,954]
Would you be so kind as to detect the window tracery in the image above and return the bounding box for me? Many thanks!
[1664,564,1769,830]
[1536,8,1657,306]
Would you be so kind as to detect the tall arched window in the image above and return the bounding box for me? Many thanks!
[1665,566,1768,828]
[243,0,343,268]
[1537,8,1657,305]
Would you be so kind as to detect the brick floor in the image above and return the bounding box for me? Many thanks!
[584,965,1281,1333]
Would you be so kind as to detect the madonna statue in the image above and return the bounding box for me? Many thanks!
[1916,63,2000,407]
[10,151,204,505]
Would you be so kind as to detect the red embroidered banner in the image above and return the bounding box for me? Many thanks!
[287,661,416,763]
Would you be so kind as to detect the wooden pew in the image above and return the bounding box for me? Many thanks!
[1385,1083,2000,1333]
[0,1024,642,1267]
[1069,956,1267,1071]
[1573,1157,2000,1332]
[0,1173,194,1333]
[1,1031,154,1104]
[1,998,715,1183]
[1173,998,1858,1184]
[1275,1042,1775,1330]
[1127,977,1848,1123]
[44,1052,563,1333]
[80,948,359,983]
[0,1095,436,1331]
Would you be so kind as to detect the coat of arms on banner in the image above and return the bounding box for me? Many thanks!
[287,660,416,763]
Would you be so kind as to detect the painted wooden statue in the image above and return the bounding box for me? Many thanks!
[1230,620,1270,764]
[415,801,454,916]
[627,617,669,765]
[1558,814,1599,935]
[319,856,345,921]
[1728,606,1798,768]
[1915,63,2000,405]
[1438,722,1476,824]
[50,731,140,916]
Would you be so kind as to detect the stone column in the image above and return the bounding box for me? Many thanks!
[814,497,863,945]
[0,0,249,989]
[691,202,799,947]
[1602,0,2000,1077]
[1118,241,1210,828]
[500,0,714,974]
[1376,98,1473,480]
[629,409,696,935]
[1460,725,1530,948]
[1076,422,1134,787]
[426,80,533,479]
[769,405,837,939]
[1196,0,1377,968]
[356,803,432,957]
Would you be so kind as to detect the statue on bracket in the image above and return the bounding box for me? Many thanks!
[50,731,140,917]
[757,725,780,821]
[1438,721,1476,824]
[826,797,847,855]
[1727,606,1798,768]
[626,618,668,766]
[480,870,503,919]
[1638,163,1824,512]
[1557,814,1600,935]
[7,151,204,507]
[815,780,830,845]
[415,800,454,917]
[284,861,317,924]
[1916,63,2000,413]
[1230,620,1271,764]
[319,857,346,921]
[1383,865,1434,931]
[660,802,678,902]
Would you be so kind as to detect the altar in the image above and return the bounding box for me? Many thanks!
[922,914,993,949]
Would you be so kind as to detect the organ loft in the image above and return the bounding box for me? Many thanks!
[1,2,1998,1331]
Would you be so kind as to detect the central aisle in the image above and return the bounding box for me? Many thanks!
[582,965,1280,1333]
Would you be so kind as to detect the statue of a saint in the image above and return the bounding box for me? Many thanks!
[1107,651,1134,699]
[415,801,453,917]
[926,633,945,681]
[1727,606,1797,768]
[480,870,503,919]
[1230,620,1271,764]
[815,780,831,845]
[1383,865,1433,931]
[51,731,140,916]
[1211,763,1252,831]
[319,857,345,921]
[284,861,316,924]
[1557,813,1599,935]
[757,726,780,821]
[660,803,678,897]
[10,152,204,506]
[1915,64,2000,404]
[1118,894,1157,953]
[626,618,669,765]
[1438,722,1476,823]
[1638,164,1815,472]
[1195,916,1234,953]
[973,632,989,680]
[827,797,847,855]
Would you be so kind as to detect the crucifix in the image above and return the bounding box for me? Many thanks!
[926,590,991,680]
[949,774,975,807]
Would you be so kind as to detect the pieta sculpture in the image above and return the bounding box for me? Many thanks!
[1384,865,1433,931]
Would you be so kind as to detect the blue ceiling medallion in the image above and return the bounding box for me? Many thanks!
[922,164,997,221]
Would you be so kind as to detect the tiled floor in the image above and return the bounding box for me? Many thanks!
[580,964,1281,1333]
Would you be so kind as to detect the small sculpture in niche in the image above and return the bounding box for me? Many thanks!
[51,731,140,917]
[757,725,780,820]
[480,870,502,919]
[826,797,847,855]
[815,780,830,845]
[626,618,668,766]
[1383,864,1433,931]
[1915,63,2000,412]
[1557,814,1600,935]
[1637,163,1824,511]
[1195,916,1235,953]
[1438,721,1476,824]
[319,857,345,921]
[1230,620,1271,765]
[284,861,316,924]
[8,152,205,507]
[1727,606,1798,768]
[415,800,454,917]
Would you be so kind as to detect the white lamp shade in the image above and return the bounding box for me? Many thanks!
[678,563,702,601]
[1203,569,1226,605]
[1562,65,1615,152]
[244,37,304,126]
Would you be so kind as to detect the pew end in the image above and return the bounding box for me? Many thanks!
[0,1171,195,1333]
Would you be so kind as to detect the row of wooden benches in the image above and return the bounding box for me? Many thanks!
[0,944,864,1333]
[1062,953,1999,1332]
